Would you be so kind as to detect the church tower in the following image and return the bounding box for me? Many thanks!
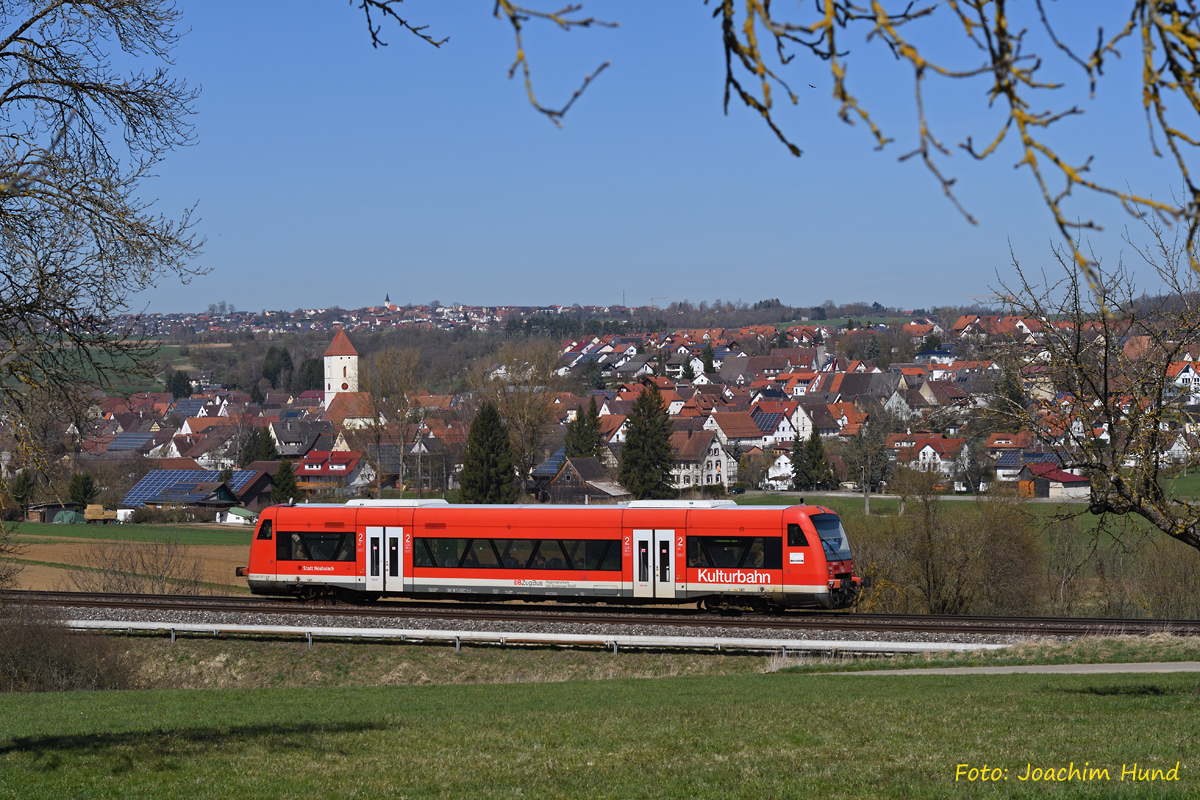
[323,328,359,409]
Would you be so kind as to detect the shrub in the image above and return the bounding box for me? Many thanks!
[63,534,206,595]
[847,496,1042,615]
[0,605,131,692]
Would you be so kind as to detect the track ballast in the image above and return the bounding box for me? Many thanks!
[4,589,1197,638]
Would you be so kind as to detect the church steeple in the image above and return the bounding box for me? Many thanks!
[322,328,359,409]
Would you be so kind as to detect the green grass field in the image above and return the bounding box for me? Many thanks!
[10,522,251,548]
[1,670,1196,798]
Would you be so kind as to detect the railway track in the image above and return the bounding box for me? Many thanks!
[5,589,1199,638]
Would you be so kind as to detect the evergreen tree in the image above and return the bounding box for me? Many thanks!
[262,346,294,389]
[681,360,696,381]
[701,342,716,374]
[997,367,1028,415]
[239,427,279,467]
[920,332,942,352]
[564,396,603,458]
[864,334,880,361]
[792,430,835,491]
[218,466,234,484]
[249,382,265,404]
[165,369,191,398]
[6,470,35,512]
[619,384,675,499]
[459,402,518,503]
[67,472,98,508]
[271,459,298,504]
[293,358,323,393]
[790,436,808,491]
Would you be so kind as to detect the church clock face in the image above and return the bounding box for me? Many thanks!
[341,382,349,390]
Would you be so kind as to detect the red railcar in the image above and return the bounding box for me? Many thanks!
[238,499,862,609]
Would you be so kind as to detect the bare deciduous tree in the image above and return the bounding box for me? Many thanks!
[470,339,562,490]
[363,3,1200,288]
[992,218,1200,553]
[62,534,206,595]
[360,347,420,494]
[0,1,201,470]
[0,525,22,592]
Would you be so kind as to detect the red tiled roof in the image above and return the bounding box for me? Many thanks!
[323,392,375,425]
[323,328,358,357]
[710,411,763,439]
[1022,463,1090,484]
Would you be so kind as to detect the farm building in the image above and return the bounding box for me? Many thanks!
[1016,463,1090,499]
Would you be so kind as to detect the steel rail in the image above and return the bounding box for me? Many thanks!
[5,590,1198,637]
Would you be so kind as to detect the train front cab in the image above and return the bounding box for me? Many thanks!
[244,504,380,598]
[782,506,862,609]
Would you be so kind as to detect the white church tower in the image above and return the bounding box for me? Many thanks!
[323,327,359,409]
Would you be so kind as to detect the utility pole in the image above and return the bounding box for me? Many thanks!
[863,456,871,516]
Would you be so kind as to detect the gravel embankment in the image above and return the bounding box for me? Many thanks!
[53,604,1059,646]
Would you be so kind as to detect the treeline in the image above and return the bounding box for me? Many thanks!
[849,488,1200,619]
[174,327,508,396]
[504,315,669,340]
[503,299,995,339]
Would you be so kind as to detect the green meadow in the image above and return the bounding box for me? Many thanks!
[1,669,1196,799]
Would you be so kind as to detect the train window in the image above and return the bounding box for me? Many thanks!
[786,523,808,547]
[638,541,649,582]
[426,538,468,568]
[531,540,568,570]
[389,537,399,577]
[277,531,355,562]
[414,539,436,568]
[765,538,782,569]
[411,538,622,570]
[598,541,622,571]
[562,539,586,569]
[497,539,536,569]
[687,537,782,570]
[810,514,852,562]
[463,539,502,568]
[256,519,273,541]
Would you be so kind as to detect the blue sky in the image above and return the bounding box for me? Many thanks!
[137,2,1182,313]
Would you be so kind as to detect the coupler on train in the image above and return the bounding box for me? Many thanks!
[829,575,869,609]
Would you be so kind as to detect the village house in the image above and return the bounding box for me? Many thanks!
[296,450,375,494]
[670,429,738,489]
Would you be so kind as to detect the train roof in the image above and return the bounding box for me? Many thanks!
[264,499,795,512]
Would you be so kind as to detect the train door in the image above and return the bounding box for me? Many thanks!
[633,530,653,598]
[632,529,676,599]
[365,527,384,593]
[784,522,809,590]
[655,529,676,600]
[383,527,404,594]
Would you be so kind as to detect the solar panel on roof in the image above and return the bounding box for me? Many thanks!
[170,398,208,418]
[122,468,260,507]
[106,431,156,452]
[532,448,567,478]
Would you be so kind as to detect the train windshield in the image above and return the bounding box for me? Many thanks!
[810,514,852,562]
